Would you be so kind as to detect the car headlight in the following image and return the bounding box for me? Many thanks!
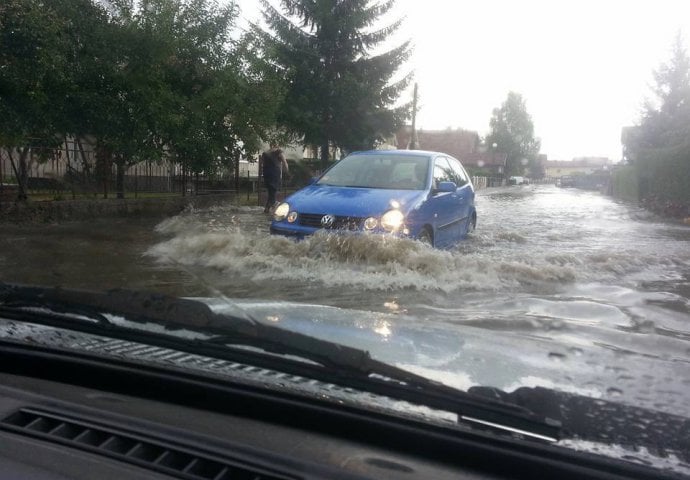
[380,209,404,231]
[287,211,298,223]
[273,203,289,221]
[363,217,378,230]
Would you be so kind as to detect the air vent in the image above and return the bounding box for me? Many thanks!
[1,409,295,480]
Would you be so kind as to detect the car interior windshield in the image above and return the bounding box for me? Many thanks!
[317,154,430,190]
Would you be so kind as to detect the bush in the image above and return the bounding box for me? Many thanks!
[639,153,690,204]
[611,166,639,202]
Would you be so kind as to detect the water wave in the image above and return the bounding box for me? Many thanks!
[147,210,686,294]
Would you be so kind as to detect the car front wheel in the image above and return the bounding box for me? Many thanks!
[467,214,476,234]
[417,227,433,246]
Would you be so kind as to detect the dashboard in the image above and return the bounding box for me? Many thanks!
[0,340,681,480]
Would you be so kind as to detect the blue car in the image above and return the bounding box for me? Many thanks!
[270,150,477,248]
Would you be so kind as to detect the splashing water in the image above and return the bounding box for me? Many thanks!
[147,188,690,301]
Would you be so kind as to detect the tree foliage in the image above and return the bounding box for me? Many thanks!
[485,92,541,177]
[0,0,94,197]
[259,0,412,168]
[622,33,690,203]
[0,0,282,200]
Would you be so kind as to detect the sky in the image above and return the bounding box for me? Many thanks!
[237,0,690,161]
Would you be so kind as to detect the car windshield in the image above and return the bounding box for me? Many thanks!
[1,0,689,475]
[317,154,429,190]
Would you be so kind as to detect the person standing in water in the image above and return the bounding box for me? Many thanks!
[261,144,289,214]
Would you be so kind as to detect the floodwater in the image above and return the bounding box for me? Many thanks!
[2,185,690,423]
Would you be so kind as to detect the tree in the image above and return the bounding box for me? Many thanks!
[97,0,245,197]
[623,33,690,202]
[0,0,76,199]
[106,0,281,196]
[485,92,541,177]
[57,0,127,197]
[259,0,412,169]
[1,0,283,201]
[647,33,690,134]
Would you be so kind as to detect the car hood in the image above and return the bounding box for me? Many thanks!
[203,299,605,394]
[203,299,684,411]
[286,184,427,216]
[1,295,688,473]
[202,299,690,473]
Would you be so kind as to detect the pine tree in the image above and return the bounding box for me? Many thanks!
[640,32,690,151]
[259,0,412,168]
[624,33,690,203]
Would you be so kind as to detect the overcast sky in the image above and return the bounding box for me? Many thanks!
[238,0,690,161]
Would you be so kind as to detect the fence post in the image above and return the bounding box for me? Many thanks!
[0,149,4,202]
[258,154,262,207]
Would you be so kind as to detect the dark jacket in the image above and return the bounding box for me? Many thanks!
[262,149,285,187]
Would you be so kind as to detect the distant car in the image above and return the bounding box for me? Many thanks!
[509,176,530,185]
[270,150,477,248]
[559,175,576,187]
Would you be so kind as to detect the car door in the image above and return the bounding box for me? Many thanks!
[447,156,475,236]
[421,156,458,247]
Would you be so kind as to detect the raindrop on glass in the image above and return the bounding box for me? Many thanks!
[606,387,623,397]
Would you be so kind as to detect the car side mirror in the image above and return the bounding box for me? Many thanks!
[436,181,457,193]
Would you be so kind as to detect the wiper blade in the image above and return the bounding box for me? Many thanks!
[0,283,561,441]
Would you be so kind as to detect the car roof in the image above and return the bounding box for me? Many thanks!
[349,149,441,158]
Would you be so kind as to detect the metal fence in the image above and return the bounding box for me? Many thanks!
[472,176,506,189]
[1,145,516,204]
[0,145,256,201]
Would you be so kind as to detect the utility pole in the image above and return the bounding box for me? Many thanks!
[409,83,419,150]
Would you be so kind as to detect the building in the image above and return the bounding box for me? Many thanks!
[457,152,507,176]
[390,127,508,176]
[391,126,478,156]
[545,157,613,178]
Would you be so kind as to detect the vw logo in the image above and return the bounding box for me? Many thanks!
[321,214,335,227]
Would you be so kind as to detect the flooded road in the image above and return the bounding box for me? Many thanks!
[145,185,690,319]
[2,185,690,421]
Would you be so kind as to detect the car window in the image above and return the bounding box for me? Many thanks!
[433,157,454,189]
[318,154,429,189]
[447,157,469,187]
[389,162,414,182]
[319,157,363,186]
[390,160,428,189]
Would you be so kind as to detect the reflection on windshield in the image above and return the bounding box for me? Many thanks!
[318,154,429,190]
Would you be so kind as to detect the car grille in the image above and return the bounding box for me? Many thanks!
[298,213,364,230]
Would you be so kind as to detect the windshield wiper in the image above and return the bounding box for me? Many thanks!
[0,283,560,441]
